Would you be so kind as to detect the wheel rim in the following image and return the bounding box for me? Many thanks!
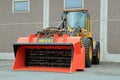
[89,46,93,61]
[98,48,100,59]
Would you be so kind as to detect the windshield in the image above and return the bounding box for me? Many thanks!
[66,12,86,29]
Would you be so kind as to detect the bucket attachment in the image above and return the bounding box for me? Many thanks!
[13,43,85,73]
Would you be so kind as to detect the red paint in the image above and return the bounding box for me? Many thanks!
[13,33,85,73]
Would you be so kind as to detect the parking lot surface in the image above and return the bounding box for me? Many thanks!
[0,60,120,80]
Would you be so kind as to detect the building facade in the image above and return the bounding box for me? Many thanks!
[0,0,120,62]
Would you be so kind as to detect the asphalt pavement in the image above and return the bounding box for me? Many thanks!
[0,60,120,80]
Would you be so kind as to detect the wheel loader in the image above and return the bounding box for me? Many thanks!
[13,9,100,73]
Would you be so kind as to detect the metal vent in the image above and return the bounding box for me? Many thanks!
[25,48,72,68]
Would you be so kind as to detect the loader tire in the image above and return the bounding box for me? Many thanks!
[92,42,100,64]
[84,38,93,67]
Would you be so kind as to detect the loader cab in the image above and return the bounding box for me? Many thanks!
[63,9,92,37]
[66,11,87,29]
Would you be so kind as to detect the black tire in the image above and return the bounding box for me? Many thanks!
[92,41,100,64]
[84,38,93,67]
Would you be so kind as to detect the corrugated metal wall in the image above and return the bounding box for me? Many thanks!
[85,0,100,41]
[49,0,64,27]
[0,0,120,55]
[108,0,120,54]
[0,0,43,52]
